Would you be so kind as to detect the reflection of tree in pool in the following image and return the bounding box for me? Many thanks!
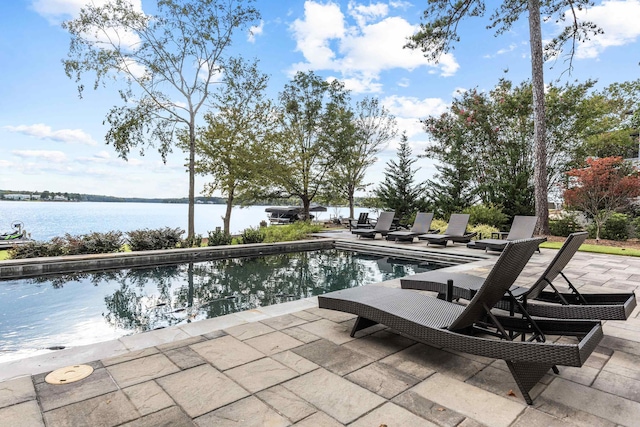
[103,264,188,332]
[27,270,125,289]
[32,250,426,333]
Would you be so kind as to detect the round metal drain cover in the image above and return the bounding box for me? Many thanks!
[45,365,93,385]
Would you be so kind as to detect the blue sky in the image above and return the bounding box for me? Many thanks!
[1,0,639,198]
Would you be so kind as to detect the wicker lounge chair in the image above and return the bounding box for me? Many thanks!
[471,215,538,252]
[319,238,603,405]
[386,212,436,242]
[350,212,372,229]
[418,213,477,246]
[351,212,395,239]
[401,232,637,320]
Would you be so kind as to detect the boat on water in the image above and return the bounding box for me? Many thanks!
[0,221,33,249]
[265,205,327,224]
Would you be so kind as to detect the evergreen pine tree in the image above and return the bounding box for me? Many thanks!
[374,132,427,225]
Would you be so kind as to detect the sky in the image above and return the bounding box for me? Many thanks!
[1,0,639,199]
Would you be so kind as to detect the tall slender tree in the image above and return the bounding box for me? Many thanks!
[405,0,601,233]
[62,0,260,240]
[375,132,427,224]
[194,58,276,234]
[330,97,398,218]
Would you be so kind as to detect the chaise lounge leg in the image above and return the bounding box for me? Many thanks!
[506,361,555,405]
[350,316,378,337]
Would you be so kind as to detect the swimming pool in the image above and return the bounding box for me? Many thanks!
[0,249,445,362]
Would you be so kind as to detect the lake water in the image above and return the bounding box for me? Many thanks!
[0,201,369,241]
[0,249,440,363]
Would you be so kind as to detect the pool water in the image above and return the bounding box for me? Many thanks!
[0,249,444,362]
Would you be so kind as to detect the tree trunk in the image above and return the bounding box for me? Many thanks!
[188,119,196,240]
[223,189,234,235]
[302,197,310,221]
[528,0,550,234]
[349,193,355,219]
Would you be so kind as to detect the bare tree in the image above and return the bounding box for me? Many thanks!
[62,0,260,240]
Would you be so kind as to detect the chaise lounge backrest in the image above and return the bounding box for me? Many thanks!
[505,216,538,240]
[374,212,395,231]
[411,212,434,233]
[525,231,588,300]
[448,237,547,331]
[443,214,470,236]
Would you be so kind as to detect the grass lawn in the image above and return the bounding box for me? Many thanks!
[0,251,9,261]
[539,241,640,257]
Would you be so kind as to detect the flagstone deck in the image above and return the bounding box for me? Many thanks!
[1,232,640,426]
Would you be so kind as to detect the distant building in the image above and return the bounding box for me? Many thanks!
[53,195,68,201]
[3,194,32,200]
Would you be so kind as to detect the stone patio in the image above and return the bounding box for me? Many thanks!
[1,233,640,426]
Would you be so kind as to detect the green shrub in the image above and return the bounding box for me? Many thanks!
[65,231,123,254]
[262,222,323,243]
[126,227,184,251]
[633,217,640,238]
[8,239,66,259]
[549,213,583,237]
[588,213,629,241]
[463,204,508,228]
[182,234,203,248]
[239,227,265,244]
[469,224,500,241]
[207,229,232,246]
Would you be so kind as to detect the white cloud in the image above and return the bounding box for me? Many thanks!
[483,43,517,58]
[289,1,459,93]
[4,124,98,146]
[562,0,640,59]
[12,150,68,163]
[248,20,264,43]
[381,95,449,139]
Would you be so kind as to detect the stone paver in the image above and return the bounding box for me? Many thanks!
[345,361,420,399]
[0,400,44,427]
[194,396,289,427]
[119,406,195,427]
[106,353,179,388]
[156,364,249,418]
[224,321,275,340]
[270,350,318,374]
[541,377,640,426]
[350,402,439,427]
[256,385,317,423]
[297,318,357,345]
[42,390,138,427]
[191,335,264,370]
[225,357,298,393]
[392,389,467,427]
[292,338,375,376]
[123,380,175,416]
[410,373,526,427]
[244,330,304,355]
[0,375,36,408]
[282,368,385,425]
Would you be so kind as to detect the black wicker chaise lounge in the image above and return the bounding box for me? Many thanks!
[386,212,436,242]
[318,237,603,405]
[351,211,395,239]
[350,212,372,229]
[418,213,477,246]
[401,232,637,320]
[470,215,538,252]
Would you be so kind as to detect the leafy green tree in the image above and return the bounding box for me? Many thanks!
[62,0,260,240]
[422,110,477,218]
[375,132,427,224]
[193,58,276,234]
[329,97,398,219]
[267,71,352,219]
[406,0,602,234]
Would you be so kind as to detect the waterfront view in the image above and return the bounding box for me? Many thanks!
[0,201,368,241]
